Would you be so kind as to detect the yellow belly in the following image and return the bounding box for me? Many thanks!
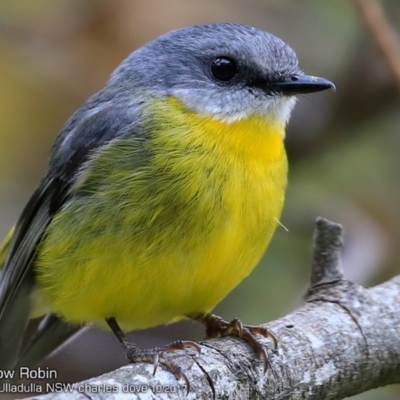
[34,98,288,331]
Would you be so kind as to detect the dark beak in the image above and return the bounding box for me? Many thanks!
[271,74,336,95]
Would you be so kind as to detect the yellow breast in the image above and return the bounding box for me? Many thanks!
[35,97,288,330]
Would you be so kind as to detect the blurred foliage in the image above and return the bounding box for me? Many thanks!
[0,0,399,399]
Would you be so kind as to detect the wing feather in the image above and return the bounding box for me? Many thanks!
[0,102,139,370]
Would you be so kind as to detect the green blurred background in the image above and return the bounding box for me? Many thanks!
[0,0,399,399]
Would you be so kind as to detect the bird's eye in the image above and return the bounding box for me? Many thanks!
[211,57,237,81]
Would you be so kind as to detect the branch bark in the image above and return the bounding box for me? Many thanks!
[352,0,400,91]
[26,218,400,399]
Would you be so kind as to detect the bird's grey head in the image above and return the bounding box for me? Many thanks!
[109,23,334,124]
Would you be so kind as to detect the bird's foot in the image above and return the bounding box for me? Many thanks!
[195,313,277,373]
[125,340,200,393]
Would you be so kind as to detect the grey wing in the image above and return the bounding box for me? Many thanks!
[0,101,140,371]
[0,176,61,370]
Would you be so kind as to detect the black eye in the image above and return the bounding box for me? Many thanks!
[211,57,237,81]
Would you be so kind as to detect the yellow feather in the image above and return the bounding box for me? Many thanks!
[0,226,14,267]
[35,97,288,331]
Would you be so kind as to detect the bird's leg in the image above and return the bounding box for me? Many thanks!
[192,313,278,373]
[105,317,200,391]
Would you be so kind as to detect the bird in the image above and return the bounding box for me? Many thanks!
[0,23,334,385]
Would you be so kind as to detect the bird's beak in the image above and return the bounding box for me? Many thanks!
[272,74,336,95]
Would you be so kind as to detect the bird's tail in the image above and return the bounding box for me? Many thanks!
[0,225,30,372]
[0,227,80,375]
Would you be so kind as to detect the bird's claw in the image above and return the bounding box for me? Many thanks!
[125,339,200,395]
[198,314,277,373]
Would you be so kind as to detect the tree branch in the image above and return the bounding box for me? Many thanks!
[352,0,400,91]
[25,218,400,399]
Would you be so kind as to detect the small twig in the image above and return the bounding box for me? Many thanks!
[352,0,400,91]
[310,217,344,286]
